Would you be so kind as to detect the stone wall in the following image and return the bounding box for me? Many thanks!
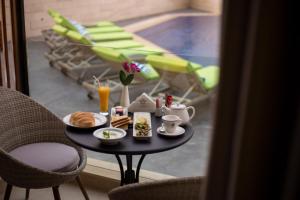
[24,0,189,37]
[190,0,222,14]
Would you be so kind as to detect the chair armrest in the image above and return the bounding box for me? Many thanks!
[108,176,203,200]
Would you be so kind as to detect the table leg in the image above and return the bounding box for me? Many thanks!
[114,154,147,185]
[124,155,135,184]
[135,154,146,182]
[115,155,125,185]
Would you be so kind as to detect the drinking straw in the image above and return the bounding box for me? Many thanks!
[93,76,100,87]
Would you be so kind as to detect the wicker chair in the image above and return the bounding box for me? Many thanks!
[0,87,89,200]
[108,176,202,200]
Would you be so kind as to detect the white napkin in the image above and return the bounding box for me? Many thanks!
[128,93,156,113]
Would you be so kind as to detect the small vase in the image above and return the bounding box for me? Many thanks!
[120,85,130,107]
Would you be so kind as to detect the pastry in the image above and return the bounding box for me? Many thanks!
[111,116,132,128]
[70,112,95,128]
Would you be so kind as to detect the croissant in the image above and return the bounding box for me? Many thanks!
[70,112,95,128]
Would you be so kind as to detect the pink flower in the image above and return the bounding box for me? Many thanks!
[133,62,142,72]
[130,63,137,73]
[122,62,130,73]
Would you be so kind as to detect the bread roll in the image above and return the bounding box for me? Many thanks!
[70,112,95,128]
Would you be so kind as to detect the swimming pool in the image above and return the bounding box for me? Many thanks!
[136,16,220,66]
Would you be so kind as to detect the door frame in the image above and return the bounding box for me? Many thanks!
[0,0,29,94]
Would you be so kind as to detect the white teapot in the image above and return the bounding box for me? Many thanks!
[162,104,195,125]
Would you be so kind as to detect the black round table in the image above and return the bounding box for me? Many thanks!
[65,114,194,185]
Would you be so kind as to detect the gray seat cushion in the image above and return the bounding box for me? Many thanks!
[9,142,80,172]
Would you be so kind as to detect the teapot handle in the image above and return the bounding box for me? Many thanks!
[187,106,195,120]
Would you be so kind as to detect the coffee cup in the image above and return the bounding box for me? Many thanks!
[162,115,182,133]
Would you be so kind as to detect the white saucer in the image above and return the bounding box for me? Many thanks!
[157,126,185,137]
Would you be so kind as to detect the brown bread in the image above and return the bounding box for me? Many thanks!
[70,112,95,128]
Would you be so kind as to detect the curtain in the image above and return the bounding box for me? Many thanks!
[204,0,297,199]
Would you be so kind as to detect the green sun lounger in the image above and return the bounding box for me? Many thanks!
[146,55,202,73]
[89,32,132,42]
[53,16,131,42]
[52,24,68,36]
[146,55,220,91]
[91,46,163,68]
[42,16,67,45]
[53,17,121,38]
[55,17,122,33]
[49,9,122,36]
[59,30,147,82]
[194,65,220,90]
[118,47,164,56]
[53,16,121,32]
[93,40,143,49]
[51,16,78,32]
[46,25,81,64]
[134,63,160,81]
[47,9,138,53]
[43,24,69,50]
[91,46,160,80]
[65,30,143,49]
[80,44,162,99]
[80,45,162,101]
[48,9,61,18]
[86,26,123,34]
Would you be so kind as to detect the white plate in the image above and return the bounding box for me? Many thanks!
[93,128,126,145]
[133,112,152,140]
[157,126,185,137]
[63,112,107,128]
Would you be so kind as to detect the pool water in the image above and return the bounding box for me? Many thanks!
[136,16,220,66]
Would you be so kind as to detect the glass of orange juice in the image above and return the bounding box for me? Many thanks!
[97,82,110,116]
